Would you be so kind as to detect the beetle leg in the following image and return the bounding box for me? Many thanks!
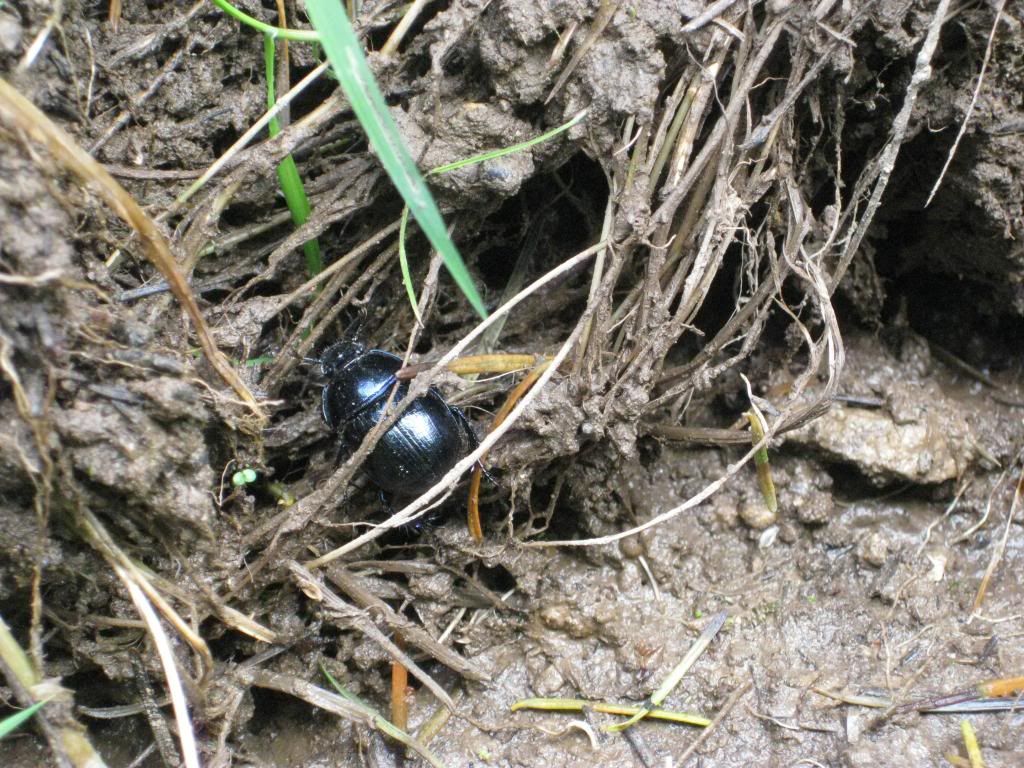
[448,403,478,448]
[478,463,499,487]
[450,405,499,486]
[332,436,351,467]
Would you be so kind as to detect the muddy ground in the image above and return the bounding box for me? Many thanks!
[2,1,1024,767]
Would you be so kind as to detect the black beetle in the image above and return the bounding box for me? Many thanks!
[320,340,476,497]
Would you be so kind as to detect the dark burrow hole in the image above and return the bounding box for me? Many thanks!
[472,562,517,594]
[818,459,957,504]
[543,496,589,540]
[893,269,1024,371]
[61,667,123,709]
[248,686,331,733]
[474,151,609,292]
[814,460,882,501]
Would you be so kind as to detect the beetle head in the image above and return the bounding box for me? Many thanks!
[319,340,365,378]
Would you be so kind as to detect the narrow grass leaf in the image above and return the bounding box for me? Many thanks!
[0,700,48,740]
[320,664,449,768]
[511,697,710,728]
[264,35,322,277]
[397,109,587,317]
[429,109,588,176]
[606,610,727,732]
[746,409,778,513]
[211,0,320,42]
[303,0,487,318]
[398,206,421,323]
[961,719,984,768]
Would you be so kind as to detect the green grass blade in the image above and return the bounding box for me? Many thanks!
[428,109,588,176]
[395,109,588,320]
[397,206,422,323]
[303,0,487,318]
[277,156,322,276]
[264,35,323,277]
[320,664,449,768]
[0,699,48,740]
[211,0,320,42]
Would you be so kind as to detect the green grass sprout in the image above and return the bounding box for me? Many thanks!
[209,0,320,42]
[397,206,420,322]
[264,35,322,277]
[430,109,588,176]
[397,108,588,320]
[511,698,710,729]
[304,0,487,318]
[606,611,727,732]
[0,699,49,740]
[746,409,778,513]
[320,663,449,768]
[231,468,258,487]
[212,0,553,316]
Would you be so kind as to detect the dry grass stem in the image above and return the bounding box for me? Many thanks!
[324,567,489,681]
[115,565,201,768]
[971,465,1023,614]
[77,508,214,682]
[0,77,262,416]
[288,562,458,709]
[678,680,751,765]
[925,0,1008,207]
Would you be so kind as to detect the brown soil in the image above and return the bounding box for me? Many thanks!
[2,2,1024,767]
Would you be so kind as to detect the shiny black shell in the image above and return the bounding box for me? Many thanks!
[320,341,472,497]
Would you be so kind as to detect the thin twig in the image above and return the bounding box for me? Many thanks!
[925,0,1007,207]
[682,0,742,33]
[115,566,200,768]
[288,562,457,710]
[678,681,751,765]
[829,0,954,293]
[324,567,489,681]
[971,463,1023,614]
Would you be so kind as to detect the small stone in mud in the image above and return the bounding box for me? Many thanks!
[532,663,565,697]
[739,499,777,530]
[539,603,596,638]
[712,496,740,528]
[792,489,834,525]
[858,531,890,568]
[790,380,973,485]
[777,520,800,544]
[0,17,21,53]
[618,536,644,559]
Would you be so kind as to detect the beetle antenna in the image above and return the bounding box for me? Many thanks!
[343,308,367,341]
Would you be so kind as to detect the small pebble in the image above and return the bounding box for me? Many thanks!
[713,497,739,528]
[857,531,889,567]
[0,18,21,53]
[739,499,777,530]
[793,490,833,525]
[777,520,799,543]
[619,536,644,559]
[533,664,564,696]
